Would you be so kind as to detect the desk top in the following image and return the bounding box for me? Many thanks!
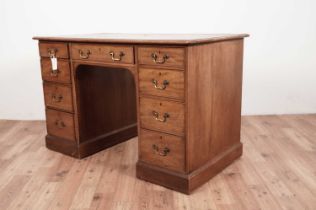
[33,33,249,45]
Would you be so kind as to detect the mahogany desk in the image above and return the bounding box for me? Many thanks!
[33,33,248,194]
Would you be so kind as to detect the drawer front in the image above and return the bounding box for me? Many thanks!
[41,58,71,83]
[138,47,185,68]
[46,109,75,141]
[43,83,73,112]
[71,44,134,64]
[139,68,184,100]
[140,97,184,135]
[39,42,69,58]
[139,129,185,172]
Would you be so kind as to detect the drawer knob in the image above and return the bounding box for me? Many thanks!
[52,94,63,102]
[152,111,169,122]
[152,79,169,90]
[79,49,91,59]
[109,51,125,61]
[152,144,170,156]
[54,120,66,129]
[151,53,169,64]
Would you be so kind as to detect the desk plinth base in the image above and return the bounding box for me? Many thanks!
[45,124,137,159]
[136,142,242,194]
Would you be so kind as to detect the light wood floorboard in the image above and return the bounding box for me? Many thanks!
[0,115,315,210]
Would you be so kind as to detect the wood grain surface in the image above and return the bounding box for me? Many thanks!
[186,39,244,172]
[0,114,315,209]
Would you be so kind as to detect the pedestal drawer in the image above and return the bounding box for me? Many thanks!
[138,47,185,68]
[46,109,76,141]
[43,83,73,112]
[139,129,185,172]
[139,97,184,136]
[139,68,184,100]
[39,42,69,58]
[41,58,71,83]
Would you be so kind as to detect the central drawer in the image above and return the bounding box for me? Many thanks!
[139,97,184,136]
[71,44,134,64]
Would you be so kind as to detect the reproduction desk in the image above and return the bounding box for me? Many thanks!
[33,33,248,194]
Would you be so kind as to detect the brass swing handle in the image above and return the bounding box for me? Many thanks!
[152,79,169,90]
[152,111,169,122]
[48,48,59,76]
[79,49,91,59]
[47,48,58,58]
[55,120,66,129]
[52,94,63,102]
[151,53,169,64]
[50,70,59,77]
[109,51,125,61]
[152,144,170,156]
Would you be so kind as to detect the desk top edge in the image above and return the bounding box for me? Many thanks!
[33,33,249,45]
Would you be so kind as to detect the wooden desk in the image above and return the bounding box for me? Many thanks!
[33,33,248,194]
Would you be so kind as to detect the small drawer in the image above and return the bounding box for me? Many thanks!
[139,129,185,172]
[139,68,184,100]
[41,58,71,83]
[39,42,69,58]
[46,109,75,141]
[139,97,184,136]
[71,44,134,64]
[138,47,185,68]
[43,83,73,112]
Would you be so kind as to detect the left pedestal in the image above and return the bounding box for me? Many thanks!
[38,41,137,159]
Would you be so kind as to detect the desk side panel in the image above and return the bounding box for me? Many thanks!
[186,39,244,172]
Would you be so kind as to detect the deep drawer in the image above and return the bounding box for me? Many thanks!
[139,129,185,172]
[46,109,76,141]
[71,44,134,64]
[139,67,184,100]
[43,83,73,112]
[138,47,185,68]
[139,97,184,136]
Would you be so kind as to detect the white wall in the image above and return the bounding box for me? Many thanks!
[0,0,315,120]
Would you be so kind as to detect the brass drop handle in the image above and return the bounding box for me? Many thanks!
[52,94,63,102]
[152,111,169,122]
[152,79,169,90]
[79,49,91,59]
[55,120,66,129]
[152,144,170,156]
[50,70,59,77]
[109,51,125,61]
[48,48,58,58]
[151,53,169,64]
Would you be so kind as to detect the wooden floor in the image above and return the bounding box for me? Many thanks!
[0,115,315,210]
